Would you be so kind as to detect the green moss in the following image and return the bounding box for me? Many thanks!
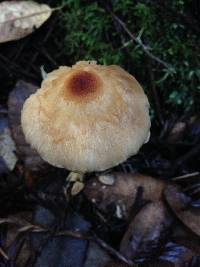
[55,0,200,115]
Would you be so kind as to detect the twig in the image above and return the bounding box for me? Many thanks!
[172,172,200,181]
[58,231,135,266]
[92,234,135,266]
[147,58,164,125]
[0,216,29,226]
[0,54,37,79]
[13,39,29,61]
[175,143,200,168]
[103,3,172,69]
[0,216,47,233]
[189,187,200,196]
[26,16,58,73]
[183,183,200,193]
[167,142,200,176]
[0,109,8,114]
[41,48,58,67]
[0,247,9,261]
[56,230,87,240]
[0,216,135,266]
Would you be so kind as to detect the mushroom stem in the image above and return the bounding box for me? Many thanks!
[65,172,85,196]
[66,172,84,183]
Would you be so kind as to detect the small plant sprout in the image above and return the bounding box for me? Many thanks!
[21,61,151,182]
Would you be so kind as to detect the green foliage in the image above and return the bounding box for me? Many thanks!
[58,0,199,116]
[61,1,120,64]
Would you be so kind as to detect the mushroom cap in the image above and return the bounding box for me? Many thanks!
[21,61,150,172]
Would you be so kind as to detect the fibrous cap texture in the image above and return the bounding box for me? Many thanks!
[21,61,151,172]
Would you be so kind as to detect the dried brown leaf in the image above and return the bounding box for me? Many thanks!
[164,184,200,238]
[84,173,165,219]
[8,80,47,172]
[120,201,171,261]
[0,1,52,43]
[84,242,112,267]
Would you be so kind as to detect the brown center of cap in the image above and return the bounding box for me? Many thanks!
[64,70,102,102]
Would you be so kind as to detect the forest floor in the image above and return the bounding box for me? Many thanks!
[0,1,200,267]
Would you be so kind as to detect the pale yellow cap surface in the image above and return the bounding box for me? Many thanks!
[21,61,151,172]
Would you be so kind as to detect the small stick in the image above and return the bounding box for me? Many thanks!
[101,2,172,69]
[183,183,200,193]
[93,234,135,266]
[172,172,200,181]
[56,230,87,240]
[175,143,200,168]
[57,231,135,266]
[0,247,9,261]
[0,216,135,266]
[147,58,164,125]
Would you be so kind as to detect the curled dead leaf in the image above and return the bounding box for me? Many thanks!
[120,201,171,261]
[8,80,47,172]
[84,173,165,219]
[164,184,200,238]
[32,207,90,267]
[4,212,32,266]
[0,1,52,43]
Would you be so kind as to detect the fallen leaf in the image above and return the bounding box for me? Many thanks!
[84,242,112,267]
[164,184,200,238]
[28,179,90,267]
[32,207,90,267]
[0,1,52,43]
[120,201,171,262]
[156,242,193,267]
[8,80,46,172]
[0,113,17,170]
[84,173,165,219]
[4,212,32,267]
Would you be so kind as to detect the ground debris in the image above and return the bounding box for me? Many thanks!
[120,201,171,262]
[84,173,165,219]
[164,184,200,237]
[0,110,17,171]
[0,1,52,43]
[8,80,54,183]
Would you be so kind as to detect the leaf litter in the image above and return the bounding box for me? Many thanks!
[0,1,52,43]
[0,79,199,267]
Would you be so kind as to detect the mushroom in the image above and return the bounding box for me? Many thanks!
[21,61,150,177]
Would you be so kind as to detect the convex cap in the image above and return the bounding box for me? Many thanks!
[21,61,151,172]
